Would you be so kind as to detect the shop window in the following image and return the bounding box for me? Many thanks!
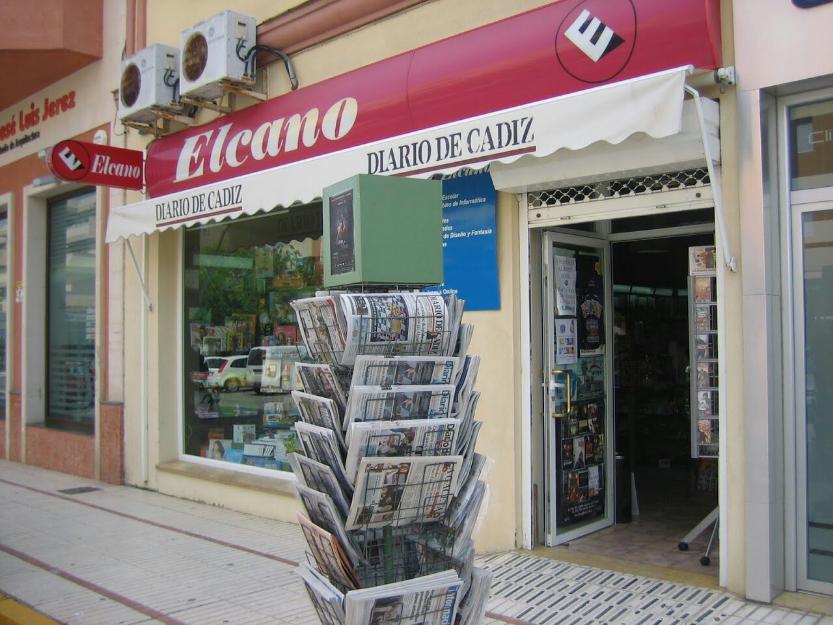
[0,208,6,420]
[790,98,833,191]
[46,190,96,432]
[183,204,323,473]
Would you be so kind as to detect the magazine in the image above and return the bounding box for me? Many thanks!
[295,422,353,495]
[343,569,462,625]
[345,419,461,483]
[338,293,451,365]
[292,390,346,450]
[289,453,352,519]
[343,385,455,431]
[346,456,464,530]
[350,355,460,387]
[295,483,362,565]
[297,362,349,417]
[298,513,360,591]
[296,563,346,625]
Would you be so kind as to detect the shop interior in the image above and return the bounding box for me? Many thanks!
[548,209,720,576]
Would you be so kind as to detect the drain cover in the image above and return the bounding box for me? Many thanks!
[58,486,101,495]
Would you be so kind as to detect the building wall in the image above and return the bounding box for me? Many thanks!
[0,0,126,482]
[732,0,833,601]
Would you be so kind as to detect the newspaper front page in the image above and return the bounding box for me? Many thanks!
[339,294,450,365]
[344,385,455,432]
[346,456,463,530]
[345,419,461,484]
[351,356,460,388]
[343,570,462,625]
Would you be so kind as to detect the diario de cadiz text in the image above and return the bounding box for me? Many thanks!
[156,184,243,224]
[367,116,534,174]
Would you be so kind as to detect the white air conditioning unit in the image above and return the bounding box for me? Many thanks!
[118,44,180,124]
[179,10,256,101]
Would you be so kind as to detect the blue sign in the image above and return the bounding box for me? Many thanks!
[437,171,499,310]
[793,0,833,6]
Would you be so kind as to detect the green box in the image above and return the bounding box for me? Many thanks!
[323,174,443,288]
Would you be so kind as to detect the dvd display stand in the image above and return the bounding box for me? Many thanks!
[679,245,719,566]
[286,176,492,625]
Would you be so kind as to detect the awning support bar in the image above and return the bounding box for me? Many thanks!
[685,85,737,272]
[126,238,153,312]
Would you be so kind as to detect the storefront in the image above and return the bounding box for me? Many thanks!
[0,0,125,483]
[110,0,754,593]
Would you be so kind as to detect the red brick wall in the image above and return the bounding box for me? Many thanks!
[26,425,95,479]
[8,393,21,462]
[99,402,124,484]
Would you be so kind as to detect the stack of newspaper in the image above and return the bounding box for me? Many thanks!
[289,293,492,625]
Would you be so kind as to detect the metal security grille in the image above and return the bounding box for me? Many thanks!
[527,168,710,208]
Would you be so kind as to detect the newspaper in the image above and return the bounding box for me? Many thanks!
[296,563,346,625]
[292,391,346,450]
[454,323,474,360]
[295,483,362,565]
[295,422,353,495]
[458,567,493,625]
[298,513,359,591]
[296,362,349,417]
[343,569,462,625]
[453,355,479,419]
[458,393,481,452]
[457,421,483,475]
[346,456,463,530]
[345,419,461,484]
[293,296,346,364]
[343,385,455,432]
[338,293,450,365]
[447,453,487,530]
[350,355,460,387]
[289,452,352,519]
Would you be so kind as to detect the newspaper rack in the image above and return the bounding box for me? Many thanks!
[290,291,490,625]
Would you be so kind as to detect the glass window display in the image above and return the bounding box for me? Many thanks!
[183,204,323,472]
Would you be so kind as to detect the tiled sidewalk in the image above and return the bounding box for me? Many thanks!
[0,461,829,625]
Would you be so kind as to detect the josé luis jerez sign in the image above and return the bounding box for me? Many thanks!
[435,171,499,311]
[46,139,144,190]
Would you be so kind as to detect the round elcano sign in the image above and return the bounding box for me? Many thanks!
[47,139,144,190]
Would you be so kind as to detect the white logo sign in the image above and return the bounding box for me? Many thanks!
[58,145,84,171]
[564,9,622,63]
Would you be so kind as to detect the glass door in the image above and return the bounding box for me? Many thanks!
[794,200,833,595]
[543,231,613,545]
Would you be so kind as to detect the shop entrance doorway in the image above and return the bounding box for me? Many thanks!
[542,211,719,575]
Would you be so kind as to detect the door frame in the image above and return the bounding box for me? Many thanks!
[520,187,726,581]
[542,229,614,545]
[789,188,833,596]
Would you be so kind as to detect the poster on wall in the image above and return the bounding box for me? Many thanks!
[437,171,499,310]
[555,318,578,365]
[576,254,605,355]
[329,189,355,275]
[555,254,577,315]
[558,401,606,527]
